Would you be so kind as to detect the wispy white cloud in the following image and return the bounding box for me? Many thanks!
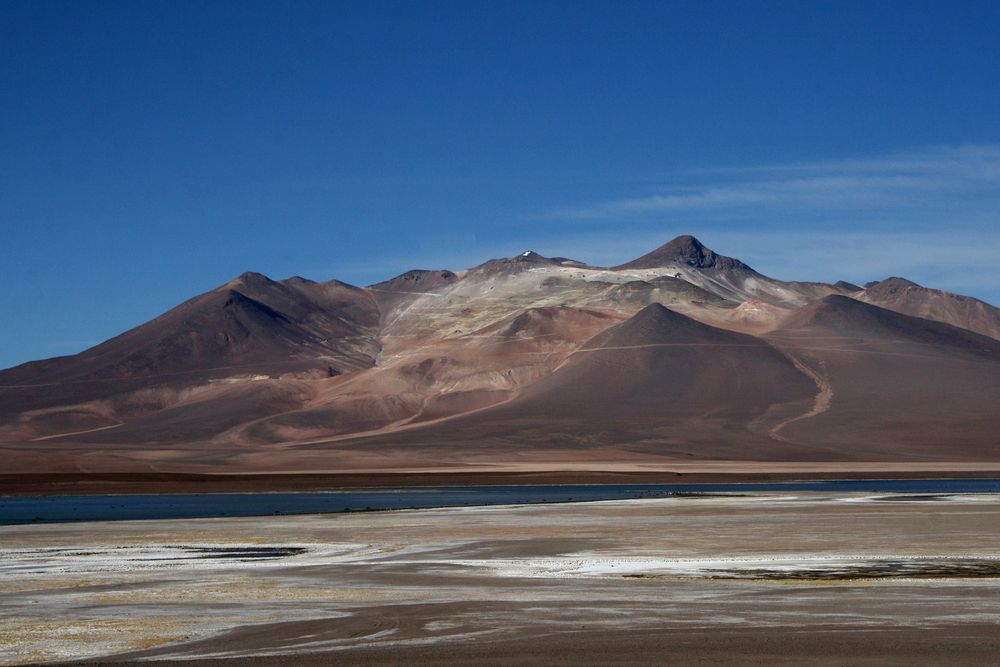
[534,143,1000,305]
[711,229,1000,290]
[509,226,1000,306]
[317,145,1000,305]
[547,143,1000,221]
[681,144,1000,180]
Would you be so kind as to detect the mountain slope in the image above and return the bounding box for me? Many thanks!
[766,296,1000,459]
[859,277,1000,340]
[0,273,380,439]
[324,304,823,463]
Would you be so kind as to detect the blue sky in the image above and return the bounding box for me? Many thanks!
[2,0,999,369]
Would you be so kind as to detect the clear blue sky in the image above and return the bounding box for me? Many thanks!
[2,0,1000,369]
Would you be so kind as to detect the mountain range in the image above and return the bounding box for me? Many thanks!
[3,235,999,474]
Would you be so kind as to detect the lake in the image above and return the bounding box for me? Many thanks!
[2,478,999,525]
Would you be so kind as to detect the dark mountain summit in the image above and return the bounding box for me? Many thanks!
[613,235,755,271]
[586,302,751,346]
[867,277,921,294]
[470,250,589,275]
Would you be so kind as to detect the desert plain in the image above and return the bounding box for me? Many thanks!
[3,490,1000,665]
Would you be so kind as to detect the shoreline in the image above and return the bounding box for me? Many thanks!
[4,468,1000,496]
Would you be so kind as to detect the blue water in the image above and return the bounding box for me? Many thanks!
[2,479,999,526]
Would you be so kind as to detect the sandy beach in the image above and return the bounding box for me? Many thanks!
[3,492,1000,665]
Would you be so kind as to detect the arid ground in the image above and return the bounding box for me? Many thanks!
[3,492,1000,665]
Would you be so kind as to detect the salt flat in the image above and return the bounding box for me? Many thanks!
[3,493,1000,665]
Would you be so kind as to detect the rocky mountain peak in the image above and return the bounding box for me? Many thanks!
[612,235,754,272]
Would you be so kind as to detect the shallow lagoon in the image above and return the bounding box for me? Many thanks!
[3,478,1000,525]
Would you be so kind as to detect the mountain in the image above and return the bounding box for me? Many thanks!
[368,269,459,316]
[858,277,1000,340]
[765,296,1000,459]
[336,304,822,463]
[2,235,999,472]
[2,272,379,387]
[0,273,379,441]
[611,235,853,307]
[613,234,754,271]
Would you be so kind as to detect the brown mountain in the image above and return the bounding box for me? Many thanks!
[0,273,378,441]
[765,295,1000,460]
[2,235,999,473]
[331,304,823,464]
[2,272,378,387]
[858,277,1000,340]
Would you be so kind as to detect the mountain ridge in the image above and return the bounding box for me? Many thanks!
[2,234,999,471]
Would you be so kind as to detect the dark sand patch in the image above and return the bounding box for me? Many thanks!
[63,624,1000,666]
